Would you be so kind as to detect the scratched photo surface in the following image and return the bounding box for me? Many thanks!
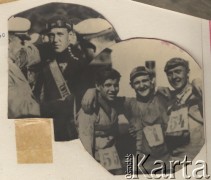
[7,1,204,176]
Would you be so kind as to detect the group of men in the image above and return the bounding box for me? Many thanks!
[8,15,118,141]
[78,58,204,174]
[8,14,204,175]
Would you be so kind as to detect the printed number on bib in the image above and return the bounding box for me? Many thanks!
[143,124,164,147]
[166,107,189,133]
[98,146,122,170]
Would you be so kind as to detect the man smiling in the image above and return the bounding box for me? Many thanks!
[165,60,189,92]
[81,65,171,173]
[78,67,123,175]
[130,67,155,100]
[123,66,170,172]
[164,58,204,161]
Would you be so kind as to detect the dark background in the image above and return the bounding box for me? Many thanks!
[13,3,104,33]
[133,0,211,20]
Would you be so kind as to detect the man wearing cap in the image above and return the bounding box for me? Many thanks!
[164,57,204,161]
[123,66,170,172]
[8,16,40,118]
[37,16,85,141]
[81,65,171,173]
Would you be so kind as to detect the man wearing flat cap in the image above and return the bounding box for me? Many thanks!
[8,16,40,118]
[164,57,204,162]
[37,16,85,141]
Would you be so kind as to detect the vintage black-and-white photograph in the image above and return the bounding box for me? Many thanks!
[8,2,204,176]
[8,2,119,142]
[77,39,204,175]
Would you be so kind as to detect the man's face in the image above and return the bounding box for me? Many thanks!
[131,75,153,98]
[97,79,119,102]
[166,65,189,91]
[48,28,71,53]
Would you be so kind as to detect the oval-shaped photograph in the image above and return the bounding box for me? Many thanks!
[77,38,204,175]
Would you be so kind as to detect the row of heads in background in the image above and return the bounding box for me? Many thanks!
[8,15,190,80]
[8,15,119,45]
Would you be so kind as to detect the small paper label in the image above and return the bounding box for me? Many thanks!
[98,145,122,170]
[166,107,189,133]
[143,124,164,147]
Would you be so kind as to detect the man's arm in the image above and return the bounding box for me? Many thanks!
[81,88,128,114]
[81,88,97,114]
[77,109,95,156]
[192,78,203,98]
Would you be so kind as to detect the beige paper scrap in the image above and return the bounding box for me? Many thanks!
[0,0,17,4]
[15,119,53,164]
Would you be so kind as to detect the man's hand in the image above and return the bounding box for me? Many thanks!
[157,86,171,100]
[128,126,137,138]
[81,88,97,114]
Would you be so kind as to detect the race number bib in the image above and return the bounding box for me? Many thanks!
[98,146,122,170]
[143,124,164,147]
[166,107,189,133]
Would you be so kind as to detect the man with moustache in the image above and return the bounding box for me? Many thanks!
[164,58,204,161]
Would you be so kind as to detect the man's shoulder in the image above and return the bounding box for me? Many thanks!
[190,84,202,100]
[77,108,98,121]
[154,91,170,109]
[155,91,169,101]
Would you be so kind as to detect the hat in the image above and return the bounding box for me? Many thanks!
[74,18,113,39]
[130,66,150,82]
[45,16,73,32]
[8,16,31,40]
[164,57,189,72]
